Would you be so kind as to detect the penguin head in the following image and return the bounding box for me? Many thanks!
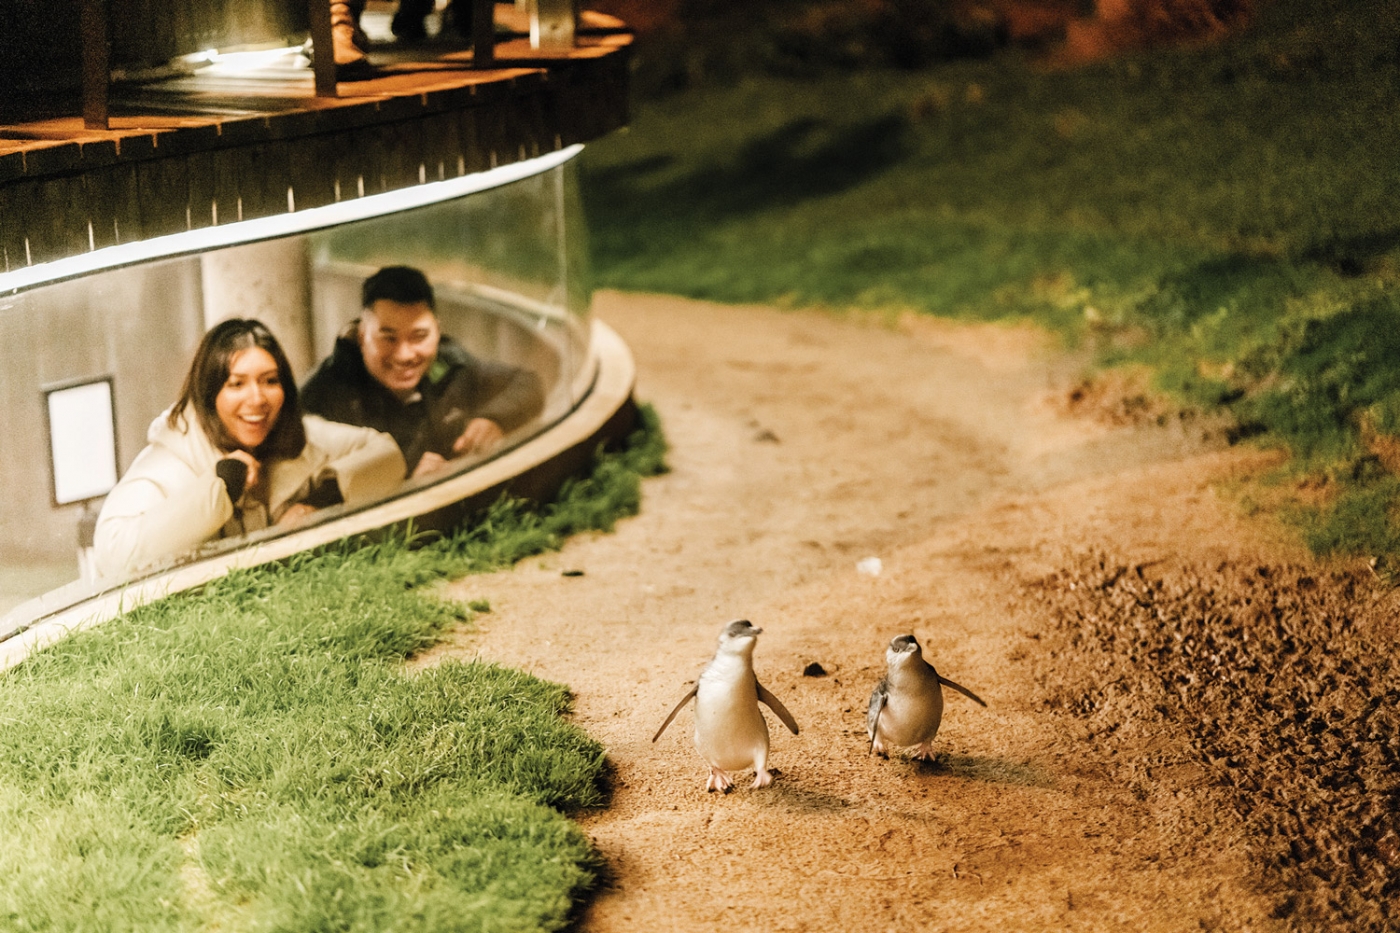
[717,619,762,654]
[886,634,922,666]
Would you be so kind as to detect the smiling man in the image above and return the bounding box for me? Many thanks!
[301,266,545,478]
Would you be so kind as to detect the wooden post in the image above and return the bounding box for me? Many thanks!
[473,0,495,66]
[309,0,339,96]
[79,0,110,129]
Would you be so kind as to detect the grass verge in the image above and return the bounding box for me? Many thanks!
[0,405,667,933]
[580,0,1400,564]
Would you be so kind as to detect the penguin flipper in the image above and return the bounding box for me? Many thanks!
[652,685,698,742]
[938,675,987,707]
[756,679,800,735]
[866,683,889,755]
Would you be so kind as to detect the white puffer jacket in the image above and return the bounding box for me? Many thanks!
[94,410,405,580]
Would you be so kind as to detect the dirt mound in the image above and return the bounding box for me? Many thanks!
[1030,555,1400,931]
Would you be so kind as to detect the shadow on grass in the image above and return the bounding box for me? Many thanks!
[585,113,911,225]
[1303,225,1400,276]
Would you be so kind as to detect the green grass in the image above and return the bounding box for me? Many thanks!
[580,0,1400,562]
[0,406,667,933]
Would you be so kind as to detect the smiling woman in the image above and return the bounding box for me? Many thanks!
[91,319,406,580]
[215,342,287,452]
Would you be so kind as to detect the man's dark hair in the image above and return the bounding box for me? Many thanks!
[362,265,435,310]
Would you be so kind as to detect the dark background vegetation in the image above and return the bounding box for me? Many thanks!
[580,0,1400,569]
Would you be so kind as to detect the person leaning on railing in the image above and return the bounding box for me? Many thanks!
[92,319,405,580]
[300,265,545,480]
[328,0,469,79]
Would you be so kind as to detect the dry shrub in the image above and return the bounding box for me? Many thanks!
[1055,367,1197,429]
[1101,0,1253,38]
[1062,0,1255,61]
[1029,554,1399,931]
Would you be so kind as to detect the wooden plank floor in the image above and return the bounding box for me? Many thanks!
[0,12,630,271]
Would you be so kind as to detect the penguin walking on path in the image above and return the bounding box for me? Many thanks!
[654,619,800,792]
[867,634,986,760]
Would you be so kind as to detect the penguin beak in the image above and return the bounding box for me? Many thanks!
[721,620,762,642]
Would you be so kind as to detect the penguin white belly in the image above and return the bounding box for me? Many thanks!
[878,684,943,747]
[694,680,769,771]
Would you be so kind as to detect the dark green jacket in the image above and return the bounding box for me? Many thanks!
[301,332,544,475]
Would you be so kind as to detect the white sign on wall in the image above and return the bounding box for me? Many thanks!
[45,378,119,506]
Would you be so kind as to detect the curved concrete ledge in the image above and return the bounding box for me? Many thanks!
[0,319,635,673]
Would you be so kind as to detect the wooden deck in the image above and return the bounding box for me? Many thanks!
[0,13,631,275]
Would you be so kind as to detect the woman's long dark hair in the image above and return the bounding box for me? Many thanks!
[169,318,307,460]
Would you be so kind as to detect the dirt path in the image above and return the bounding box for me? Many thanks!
[420,291,1310,931]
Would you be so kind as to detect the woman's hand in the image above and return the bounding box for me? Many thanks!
[224,449,262,491]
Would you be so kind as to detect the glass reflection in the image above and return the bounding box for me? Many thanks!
[299,266,544,481]
[92,319,407,580]
[0,157,593,626]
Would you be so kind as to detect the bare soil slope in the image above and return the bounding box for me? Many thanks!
[417,291,1372,932]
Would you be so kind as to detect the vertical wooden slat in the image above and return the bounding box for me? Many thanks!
[0,183,26,273]
[232,141,291,222]
[455,105,486,176]
[287,134,337,213]
[136,156,192,240]
[515,81,548,157]
[421,112,458,183]
[472,0,494,66]
[207,142,243,227]
[184,149,217,232]
[82,169,121,251]
[308,0,338,97]
[366,123,411,195]
[106,163,144,247]
[27,176,92,264]
[475,97,508,169]
[79,0,109,130]
[330,128,367,203]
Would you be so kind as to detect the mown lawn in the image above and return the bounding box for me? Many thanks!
[581,0,1400,564]
[0,408,666,933]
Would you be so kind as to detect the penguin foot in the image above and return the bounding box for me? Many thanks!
[870,737,889,759]
[706,768,733,793]
[909,743,936,762]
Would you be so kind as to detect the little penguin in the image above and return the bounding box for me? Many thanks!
[653,619,800,792]
[867,634,986,760]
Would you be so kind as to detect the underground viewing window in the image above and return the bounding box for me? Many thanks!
[0,145,600,634]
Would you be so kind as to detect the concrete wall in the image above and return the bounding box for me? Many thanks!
[0,258,206,564]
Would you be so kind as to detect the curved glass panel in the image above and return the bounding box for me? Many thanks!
[0,153,594,629]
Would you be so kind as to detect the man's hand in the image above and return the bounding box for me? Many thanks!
[411,419,504,479]
[276,503,317,528]
[453,418,504,456]
[411,451,450,479]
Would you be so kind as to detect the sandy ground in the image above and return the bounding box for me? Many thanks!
[418,291,1318,932]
